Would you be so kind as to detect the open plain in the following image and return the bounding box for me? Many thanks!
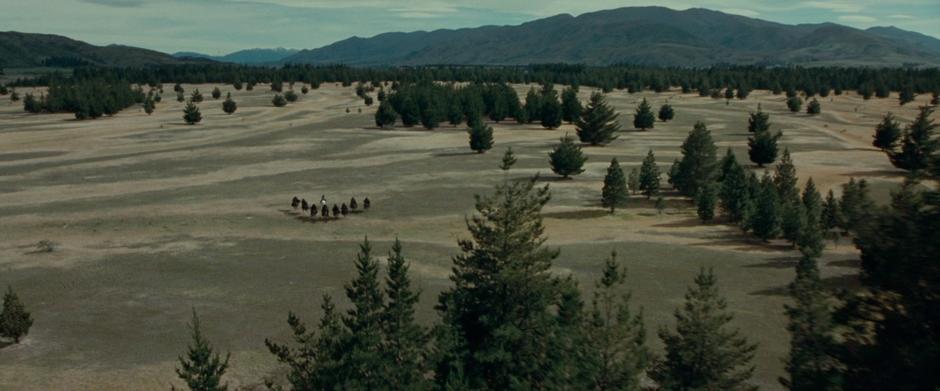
[0,83,931,390]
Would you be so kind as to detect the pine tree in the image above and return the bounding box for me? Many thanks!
[468,121,494,153]
[266,295,346,389]
[718,148,738,182]
[339,238,387,388]
[839,178,874,233]
[375,99,398,128]
[639,149,661,199]
[177,91,185,102]
[545,276,590,389]
[272,94,287,107]
[584,252,650,390]
[696,181,718,222]
[651,269,758,391]
[780,257,841,391]
[541,87,563,129]
[284,90,299,103]
[774,149,799,202]
[575,92,620,146]
[549,134,587,179]
[381,239,429,389]
[750,173,781,241]
[719,153,750,222]
[499,147,517,171]
[628,167,640,195]
[174,310,230,391]
[673,121,718,197]
[399,96,420,127]
[601,158,629,213]
[820,190,842,234]
[658,103,675,122]
[806,98,821,115]
[434,177,561,389]
[725,87,736,101]
[0,286,33,343]
[748,129,782,167]
[872,113,901,151]
[801,178,823,225]
[561,86,582,124]
[780,198,805,246]
[191,89,204,103]
[898,82,916,105]
[633,98,655,130]
[524,87,541,124]
[183,102,202,125]
[143,97,155,115]
[787,96,803,113]
[211,87,221,100]
[889,105,937,172]
[222,93,237,114]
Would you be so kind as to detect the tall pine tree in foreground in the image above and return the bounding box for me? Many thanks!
[549,135,587,179]
[651,268,758,391]
[381,239,429,390]
[340,238,386,389]
[780,256,841,391]
[584,252,650,390]
[576,92,620,146]
[174,309,230,391]
[718,151,750,223]
[673,121,718,198]
[434,177,561,389]
[750,173,781,241]
[0,286,32,343]
[602,158,629,213]
[633,98,655,130]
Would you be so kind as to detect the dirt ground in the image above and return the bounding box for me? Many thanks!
[0,82,930,390]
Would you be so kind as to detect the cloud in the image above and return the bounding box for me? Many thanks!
[800,1,863,13]
[838,14,877,23]
[888,14,914,19]
[80,0,147,7]
[723,8,759,17]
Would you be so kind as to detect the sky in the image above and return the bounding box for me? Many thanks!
[2,0,939,54]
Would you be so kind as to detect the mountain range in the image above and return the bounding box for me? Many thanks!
[283,7,940,67]
[172,48,299,65]
[4,7,940,69]
[0,31,206,68]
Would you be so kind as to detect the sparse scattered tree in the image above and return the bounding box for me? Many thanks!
[272,94,287,107]
[748,129,782,167]
[222,93,237,114]
[673,121,718,197]
[872,113,902,151]
[889,105,937,172]
[696,181,718,222]
[191,89,204,103]
[183,102,202,125]
[284,90,299,103]
[374,100,398,128]
[575,92,620,146]
[639,149,661,199]
[633,98,655,130]
[0,286,33,343]
[806,98,821,115]
[601,158,629,213]
[561,86,581,124]
[499,147,517,171]
[468,121,494,153]
[211,87,221,100]
[658,103,675,122]
[548,134,587,179]
[787,96,803,113]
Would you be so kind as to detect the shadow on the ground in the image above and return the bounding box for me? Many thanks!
[543,209,610,220]
[750,274,860,297]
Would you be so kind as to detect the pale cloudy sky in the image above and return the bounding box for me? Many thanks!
[2,0,938,54]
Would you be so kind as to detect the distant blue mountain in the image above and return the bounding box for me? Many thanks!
[173,48,299,65]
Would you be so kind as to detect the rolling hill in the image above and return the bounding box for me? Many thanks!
[172,48,299,65]
[284,6,940,67]
[0,31,209,68]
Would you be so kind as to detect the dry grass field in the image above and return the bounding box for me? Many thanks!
[0,82,931,390]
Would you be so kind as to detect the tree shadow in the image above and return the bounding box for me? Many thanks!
[840,170,905,179]
[743,256,800,269]
[750,274,860,297]
[828,258,861,268]
[434,151,479,157]
[0,341,13,350]
[543,209,610,220]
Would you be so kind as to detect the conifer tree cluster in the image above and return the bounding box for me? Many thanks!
[381,81,521,130]
[20,79,143,119]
